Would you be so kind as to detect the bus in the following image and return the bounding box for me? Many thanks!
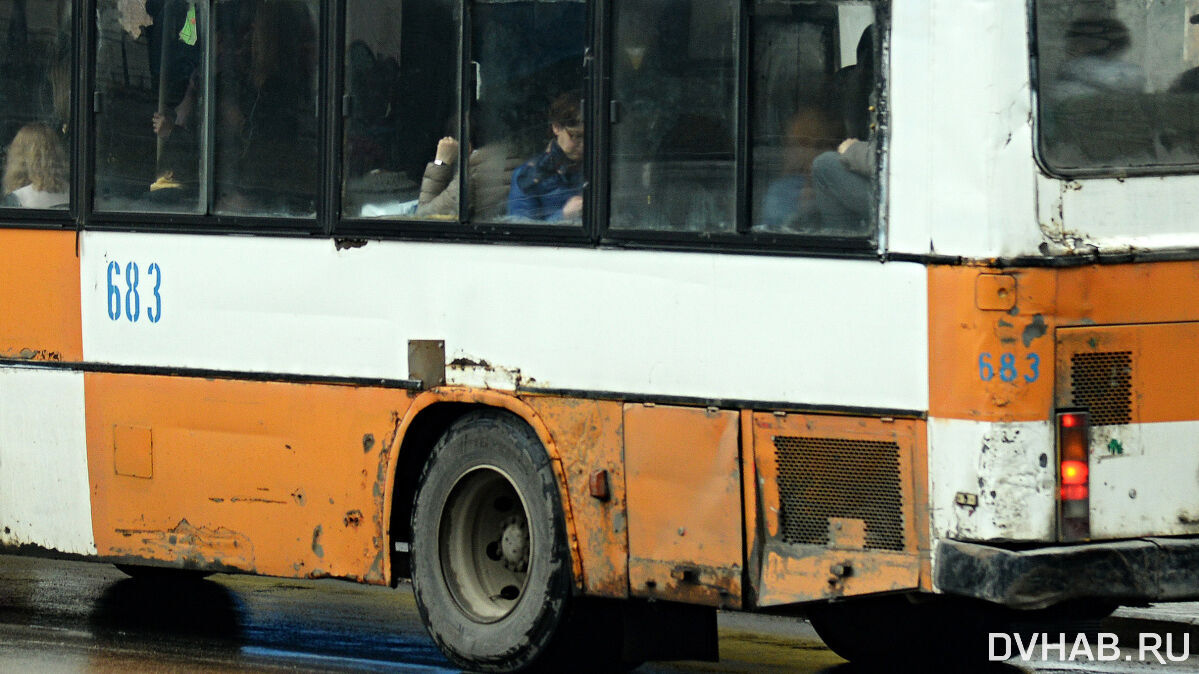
[2,0,1198,669]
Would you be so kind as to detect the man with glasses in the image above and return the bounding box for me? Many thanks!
[507,90,584,222]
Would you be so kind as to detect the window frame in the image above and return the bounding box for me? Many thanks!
[594,0,889,257]
[0,0,80,227]
[1030,0,1199,181]
[332,0,595,246]
[81,0,327,236]
[5,0,891,260]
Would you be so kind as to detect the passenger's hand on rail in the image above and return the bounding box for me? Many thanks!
[435,137,459,165]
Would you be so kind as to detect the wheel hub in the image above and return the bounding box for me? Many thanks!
[499,516,529,572]
[438,467,534,623]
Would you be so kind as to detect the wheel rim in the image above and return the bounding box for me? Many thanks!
[438,466,533,624]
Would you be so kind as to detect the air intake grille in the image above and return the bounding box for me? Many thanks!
[1070,351,1132,426]
[772,436,905,551]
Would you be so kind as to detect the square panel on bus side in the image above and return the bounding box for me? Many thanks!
[751,412,923,607]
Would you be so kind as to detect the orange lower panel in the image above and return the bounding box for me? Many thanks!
[0,229,82,361]
[85,373,411,582]
[624,405,742,609]
[523,396,629,598]
[751,413,923,606]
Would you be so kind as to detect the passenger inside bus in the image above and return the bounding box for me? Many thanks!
[214,0,317,217]
[0,0,72,208]
[417,108,524,220]
[2,122,68,208]
[809,25,875,235]
[1039,15,1154,169]
[507,90,584,222]
[1050,18,1145,101]
[756,105,839,231]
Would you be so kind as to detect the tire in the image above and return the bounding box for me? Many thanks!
[113,564,212,581]
[410,411,614,673]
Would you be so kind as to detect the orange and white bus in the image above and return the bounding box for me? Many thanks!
[3,0,1199,669]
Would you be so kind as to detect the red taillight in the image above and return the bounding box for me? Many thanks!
[1058,411,1091,541]
[1060,460,1088,486]
[1061,484,1089,501]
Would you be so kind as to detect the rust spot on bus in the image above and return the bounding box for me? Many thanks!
[10,348,62,361]
[636,560,742,609]
[311,525,324,558]
[111,519,255,571]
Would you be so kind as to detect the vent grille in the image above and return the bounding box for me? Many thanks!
[1070,351,1132,426]
[772,436,905,551]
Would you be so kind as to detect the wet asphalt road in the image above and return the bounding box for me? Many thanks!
[2,553,1196,673]
[0,553,848,673]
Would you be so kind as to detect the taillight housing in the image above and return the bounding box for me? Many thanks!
[1057,411,1090,541]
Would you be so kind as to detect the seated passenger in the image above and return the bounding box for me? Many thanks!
[508,91,584,222]
[810,27,875,235]
[418,110,523,220]
[810,137,872,234]
[757,106,838,231]
[2,123,68,208]
[1051,18,1145,101]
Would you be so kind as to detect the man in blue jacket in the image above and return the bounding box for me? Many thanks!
[508,91,584,222]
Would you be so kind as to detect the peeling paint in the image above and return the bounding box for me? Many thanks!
[366,411,403,584]
[227,496,287,505]
[1021,315,1047,347]
[311,525,324,558]
[446,355,529,390]
[362,434,375,453]
[10,348,62,361]
[111,519,254,571]
[344,510,363,528]
[931,419,1056,543]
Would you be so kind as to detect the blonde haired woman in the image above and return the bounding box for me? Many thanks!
[3,123,69,209]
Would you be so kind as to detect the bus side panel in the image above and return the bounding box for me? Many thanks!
[84,373,410,581]
[77,232,930,412]
[524,396,629,599]
[0,229,82,361]
[927,265,1056,424]
[751,413,923,607]
[624,405,742,608]
[0,368,96,555]
[926,266,1059,543]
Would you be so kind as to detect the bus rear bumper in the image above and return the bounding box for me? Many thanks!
[935,537,1199,610]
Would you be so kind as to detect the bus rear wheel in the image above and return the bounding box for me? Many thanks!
[410,411,618,672]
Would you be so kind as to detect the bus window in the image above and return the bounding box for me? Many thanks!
[343,0,458,220]
[609,0,737,233]
[95,0,205,213]
[751,1,876,238]
[475,0,585,225]
[213,0,318,217]
[1037,1,1199,174]
[0,0,71,210]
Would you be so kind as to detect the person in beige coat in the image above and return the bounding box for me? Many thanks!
[416,135,523,220]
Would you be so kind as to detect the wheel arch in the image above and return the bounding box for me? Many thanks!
[384,389,584,590]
